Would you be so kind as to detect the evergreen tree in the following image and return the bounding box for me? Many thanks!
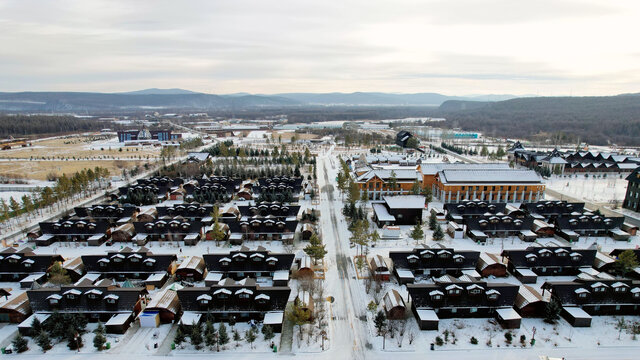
[410,223,424,243]
[174,326,186,345]
[190,324,203,349]
[432,223,445,241]
[233,328,242,347]
[36,331,52,352]
[93,331,106,351]
[544,299,561,324]
[262,325,275,341]
[613,250,639,277]
[303,233,327,264]
[428,211,438,230]
[218,323,229,346]
[245,328,257,349]
[204,321,217,347]
[374,310,387,336]
[12,334,28,353]
[31,317,43,334]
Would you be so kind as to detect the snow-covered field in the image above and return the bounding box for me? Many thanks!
[545,174,628,203]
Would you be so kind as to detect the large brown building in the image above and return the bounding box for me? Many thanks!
[433,169,544,203]
[355,169,420,200]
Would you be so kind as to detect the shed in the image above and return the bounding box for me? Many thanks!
[561,307,592,327]
[514,268,537,284]
[184,233,201,246]
[139,311,160,328]
[134,233,149,246]
[88,233,106,246]
[369,255,390,281]
[176,256,206,281]
[301,224,315,241]
[382,289,406,320]
[515,285,548,317]
[414,308,439,330]
[621,223,638,236]
[20,273,46,289]
[395,269,415,285]
[518,230,537,242]
[532,219,554,237]
[18,313,50,335]
[557,229,579,242]
[468,230,488,243]
[447,221,464,239]
[35,234,55,246]
[273,270,290,287]
[144,288,180,323]
[105,313,133,334]
[204,272,224,287]
[496,308,522,329]
[179,311,202,327]
[144,273,168,290]
[263,311,284,332]
[476,253,507,278]
[609,228,630,241]
[0,292,31,324]
[296,255,314,279]
[112,223,135,242]
[136,208,158,222]
[295,290,314,320]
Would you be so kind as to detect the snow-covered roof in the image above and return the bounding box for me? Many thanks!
[372,203,395,222]
[496,308,522,321]
[384,195,425,209]
[179,311,202,326]
[563,307,592,319]
[106,313,131,326]
[273,270,289,281]
[263,311,284,325]
[415,309,439,321]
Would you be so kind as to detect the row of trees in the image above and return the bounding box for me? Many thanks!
[0,166,110,224]
[174,320,272,351]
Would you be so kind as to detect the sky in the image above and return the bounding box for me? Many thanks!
[1,0,640,96]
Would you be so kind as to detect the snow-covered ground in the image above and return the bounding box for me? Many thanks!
[545,174,628,203]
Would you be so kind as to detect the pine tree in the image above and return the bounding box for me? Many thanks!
[262,325,275,341]
[304,233,327,265]
[31,317,43,334]
[12,333,28,353]
[428,212,438,230]
[374,310,387,336]
[614,250,639,277]
[432,224,445,241]
[245,328,257,349]
[232,328,242,347]
[218,323,229,346]
[204,321,216,347]
[190,324,203,349]
[36,331,52,352]
[174,326,186,345]
[93,331,106,351]
[544,299,561,324]
[410,223,424,243]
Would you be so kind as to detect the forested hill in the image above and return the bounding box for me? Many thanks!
[437,94,640,146]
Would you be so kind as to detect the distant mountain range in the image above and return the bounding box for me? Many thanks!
[0,89,521,112]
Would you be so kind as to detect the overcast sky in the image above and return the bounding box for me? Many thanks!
[1,0,639,96]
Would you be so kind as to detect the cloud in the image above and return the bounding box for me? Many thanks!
[0,0,639,95]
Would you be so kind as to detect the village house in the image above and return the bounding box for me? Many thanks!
[407,275,520,330]
[501,243,596,283]
[542,277,640,327]
[389,244,480,284]
[371,195,425,227]
[177,277,290,331]
[0,247,64,283]
[26,284,147,333]
[81,247,176,287]
[37,218,109,245]
[203,246,294,284]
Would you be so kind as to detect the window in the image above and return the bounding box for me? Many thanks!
[578,292,588,299]
[470,307,478,313]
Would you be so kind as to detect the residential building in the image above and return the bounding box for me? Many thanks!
[389,245,480,282]
[623,167,640,212]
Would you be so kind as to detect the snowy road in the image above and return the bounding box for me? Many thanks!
[316,148,370,360]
